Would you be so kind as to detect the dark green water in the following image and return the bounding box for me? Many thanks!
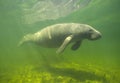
[0,0,120,83]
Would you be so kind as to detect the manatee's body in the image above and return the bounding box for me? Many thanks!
[19,23,101,54]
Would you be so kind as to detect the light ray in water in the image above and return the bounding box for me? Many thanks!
[21,0,92,24]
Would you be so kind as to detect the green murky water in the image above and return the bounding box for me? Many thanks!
[0,0,120,83]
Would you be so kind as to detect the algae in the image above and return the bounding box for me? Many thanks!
[0,62,119,83]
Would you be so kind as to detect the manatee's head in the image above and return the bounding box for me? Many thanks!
[80,24,102,40]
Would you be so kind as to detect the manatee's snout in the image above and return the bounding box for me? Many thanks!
[90,30,102,40]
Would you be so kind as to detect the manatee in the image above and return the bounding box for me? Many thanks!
[18,23,101,54]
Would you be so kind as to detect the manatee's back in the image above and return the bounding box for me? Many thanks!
[35,23,79,48]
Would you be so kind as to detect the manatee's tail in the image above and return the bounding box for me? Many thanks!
[17,40,24,47]
[18,34,33,47]
[17,37,27,47]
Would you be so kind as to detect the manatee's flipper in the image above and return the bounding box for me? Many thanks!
[71,40,82,51]
[56,35,73,54]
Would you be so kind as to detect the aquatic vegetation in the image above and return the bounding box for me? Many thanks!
[0,62,119,83]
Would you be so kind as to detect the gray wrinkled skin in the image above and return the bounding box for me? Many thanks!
[19,23,101,54]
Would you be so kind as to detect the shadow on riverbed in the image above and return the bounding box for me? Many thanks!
[33,54,108,82]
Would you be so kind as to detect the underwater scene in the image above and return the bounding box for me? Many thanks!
[0,0,120,83]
